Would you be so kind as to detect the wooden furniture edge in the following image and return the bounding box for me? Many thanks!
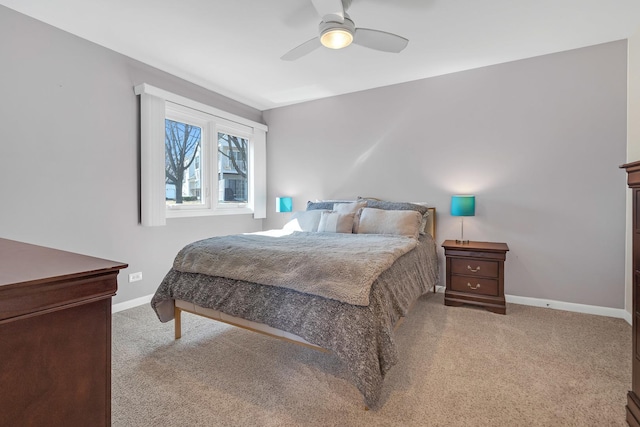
[174,304,328,352]
[444,291,507,314]
[623,162,640,427]
[441,240,509,252]
[427,207,436,241]
[173,298,416,353]
[628,391,640,426]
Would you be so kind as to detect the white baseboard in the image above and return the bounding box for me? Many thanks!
[505,294,632,325]
[112,294,153,314]
[112,290,634,326]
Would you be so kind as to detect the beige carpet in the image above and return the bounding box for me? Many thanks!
[112,293,631,426]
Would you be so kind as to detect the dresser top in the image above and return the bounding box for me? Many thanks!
[0,238,127,288]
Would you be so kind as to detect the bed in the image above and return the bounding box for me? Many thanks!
[151,200,439,408]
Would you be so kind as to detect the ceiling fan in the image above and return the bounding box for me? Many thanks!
[281,0,409,61]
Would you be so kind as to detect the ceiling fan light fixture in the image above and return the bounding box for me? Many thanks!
[282,8,407,60]
[320,28,353,49]
[319,16,355,50]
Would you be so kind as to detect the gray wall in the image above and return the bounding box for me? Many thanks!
[0,6,265,304]
[0,5,628,310]
[263,41,628,308]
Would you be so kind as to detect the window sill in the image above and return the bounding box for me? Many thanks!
[166,207,255,219]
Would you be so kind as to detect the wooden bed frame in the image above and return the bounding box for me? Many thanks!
[172,207,437,349]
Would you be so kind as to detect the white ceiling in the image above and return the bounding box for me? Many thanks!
[3,0,640,111]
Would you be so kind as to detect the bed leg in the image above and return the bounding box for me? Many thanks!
[174,305,182,340]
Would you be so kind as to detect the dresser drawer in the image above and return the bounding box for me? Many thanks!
[450,258,498,278]
[450,275,499,296]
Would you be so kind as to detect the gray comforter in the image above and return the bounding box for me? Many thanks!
[151,233,439,408]
[171,231,417,306]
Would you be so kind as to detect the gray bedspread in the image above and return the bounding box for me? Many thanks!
[151,233,439,408]
[172,231,417,306]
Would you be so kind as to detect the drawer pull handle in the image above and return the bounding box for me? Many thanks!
[467,282,481,290]
[467,265,481,273]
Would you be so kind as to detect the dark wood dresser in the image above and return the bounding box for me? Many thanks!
[442,240,509,314]
[622,161,640,426]
[0,238,127,426]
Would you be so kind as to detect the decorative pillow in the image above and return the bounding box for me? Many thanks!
[333,201,367,233]
[352,208,364,234]
[283,210,328,232]
[357,208,422,239]
[333,200,367,214]
[317,211,355,233]
[357,198,430,234]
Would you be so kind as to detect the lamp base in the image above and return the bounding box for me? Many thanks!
[455,239,470,245]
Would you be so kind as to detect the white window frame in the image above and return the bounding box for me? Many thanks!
[135,83,267,226]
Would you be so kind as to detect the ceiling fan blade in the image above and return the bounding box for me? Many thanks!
[281,37,322,61]
[311,0,344,23]
[353,28,409,53]
[282,2,319,29]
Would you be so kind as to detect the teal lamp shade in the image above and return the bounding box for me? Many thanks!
[451,195,475,244]
[450,195,475,217]
[276,197,293,213]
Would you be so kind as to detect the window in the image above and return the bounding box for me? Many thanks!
[135,84,267,226]
[162,102,253,218]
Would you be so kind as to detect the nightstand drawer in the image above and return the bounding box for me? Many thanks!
[450,258,498,278]
[450,276,499,296]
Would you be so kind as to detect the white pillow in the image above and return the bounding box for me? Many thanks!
[357,208,422,239]
[334,201,367,233]
[317,212,355,233]
[283,210,328,232]
[333,200,367,214]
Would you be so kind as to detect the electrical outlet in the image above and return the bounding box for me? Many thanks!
[128,272,143,282]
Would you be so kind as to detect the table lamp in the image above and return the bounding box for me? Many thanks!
[276,197,293,213]
[450,195,475,244]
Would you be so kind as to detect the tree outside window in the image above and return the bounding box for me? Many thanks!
[165,119,202,205]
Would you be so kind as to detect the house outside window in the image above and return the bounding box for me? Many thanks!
[218,132,248,203]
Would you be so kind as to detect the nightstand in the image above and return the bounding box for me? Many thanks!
[442,240,509,314]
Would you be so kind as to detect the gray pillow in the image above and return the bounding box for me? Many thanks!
[306,201,335,210]
[358,198,429,216]
[317,212,355,233]
[357,208,422,239]
[283,210,328,232]
[306,200,354,211]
